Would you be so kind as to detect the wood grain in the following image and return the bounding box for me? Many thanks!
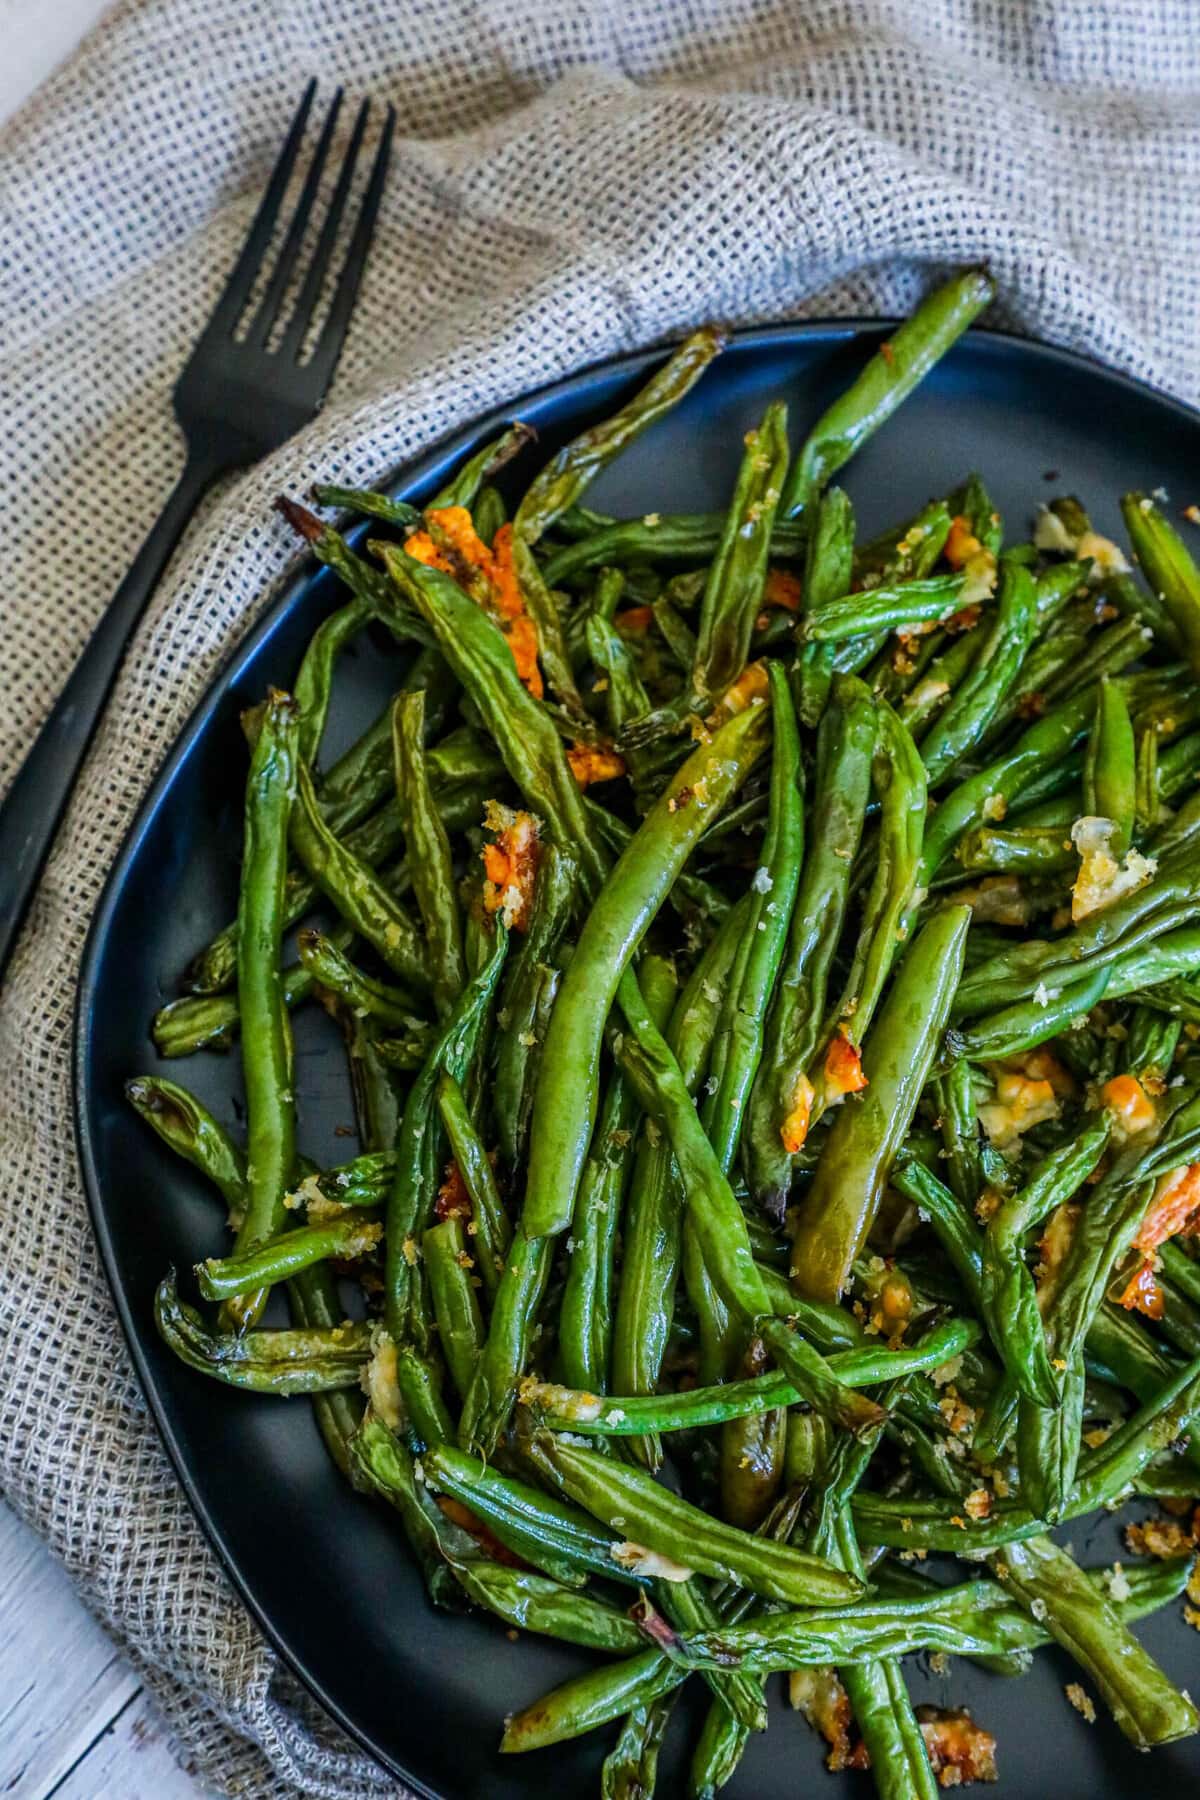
[0,1500,215,1799]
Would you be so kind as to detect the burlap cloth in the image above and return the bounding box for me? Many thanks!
[3,2,1200,1793]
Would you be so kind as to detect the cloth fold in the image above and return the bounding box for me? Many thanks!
[3,3,1200,1794]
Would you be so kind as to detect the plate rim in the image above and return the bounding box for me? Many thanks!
[72,314,1200,1793]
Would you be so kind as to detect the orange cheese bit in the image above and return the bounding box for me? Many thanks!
[503,613,544,698]
[567,743,626,789]
[405,511,544,696]
[1132,1162,1200,1254]
[916,1707,999,1787]
[944,515,985,570]
[614,605,654,635]
[824,1032,868,1097]
[481,802,542,932]
[762,567,802,613]
[1101,1073,1157,1139]
[1118,1257,1165,1320]
[487,523,523,618]
[780,1073,815,1154]
[1012,1047,1075,1097]
[788,1666,855,1771]
[435,1159,471,1222]
[714,659,770,719]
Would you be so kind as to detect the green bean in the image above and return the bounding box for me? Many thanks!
[293,596,374,766]
[918,561,1036,785]
[309,484,421,529]
[746,674,876,1211]
[523,699,769,1239]
[1136,722,1161,835]
[781,270,994,517]
[524,1317,979,1438]
[793,485,855,724]
[804,574,966,644]
[1160,728,1200,801]
[336,1004,402,1151]
[491,842,577,1169]
[543,513,806,589]
[391,1344,453,1448]
[471,483,506,543]
[702,663,803,1170]
[276,497,430,644]
[634,1581,1040,1672]
[154,1273,368,1393]
[1083,675,1136,856]
[379,543,606,894]
[830,701,927,1054]
[423,1216,486,1400]
[953,822,1076,876]
[614,966,770,1323]
[286,1265,364,1477]
[612,903,747,1454]
[421,1443,624,1589]
[602,1696,675,1800]
[290,760,429,990]
[348,1412,468,1610]
[434,1072,509,1301]
[915,687,1096,889]
[501,1650,678,1753]
[384,926,508,1344]
[183,722,493,996]
[223,691,300,1329]
[560,956,677,1393]
[392,690,465,1014]
[430,421,536,510]
[981,1118,1111,1407]
[1015,1347,1086,1524]
[790,906,970,1302]
[757,1315,886,1435]
[688,401,789,707]
[515,329,726,709]
[949,962,1114,1060]
[125,1076,246,1223]
[196,1214,381,1301]
[1122,491,1200,674]
[997,1533,1197,1748]
[458,1227,552,1456]
[527,1433,861,1606]
[447,1552,646,1653]
[295,928,424,1029]
[853,1350,1200,1548]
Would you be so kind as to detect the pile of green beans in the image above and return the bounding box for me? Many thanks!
[132,268,1200,1798]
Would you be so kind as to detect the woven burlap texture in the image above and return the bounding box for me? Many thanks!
[3,2,1200,1794]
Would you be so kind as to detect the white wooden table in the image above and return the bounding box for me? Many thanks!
[2,12,220,1797]
[0,1500,218,1798]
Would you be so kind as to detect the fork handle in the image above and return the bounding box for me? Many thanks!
[0,447,225,977]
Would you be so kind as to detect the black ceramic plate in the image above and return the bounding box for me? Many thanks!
[77,324,1200,1799]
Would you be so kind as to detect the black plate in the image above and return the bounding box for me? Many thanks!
[77,323,1200,1798]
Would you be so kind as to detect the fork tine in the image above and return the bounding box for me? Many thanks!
[277,98,370,364]
[303,105,396,392]
[204,80,318,339]
[246,88,344,346]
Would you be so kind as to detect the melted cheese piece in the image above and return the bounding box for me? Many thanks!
[1070,816,1156,922]
[978,1068,1060,1152]
[609,1542,694,1582]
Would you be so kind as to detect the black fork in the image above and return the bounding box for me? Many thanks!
[0,82,394,977]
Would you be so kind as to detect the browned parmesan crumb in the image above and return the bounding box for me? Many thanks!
[917,1707,998,1786]
[1065,1683,1096,1724]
